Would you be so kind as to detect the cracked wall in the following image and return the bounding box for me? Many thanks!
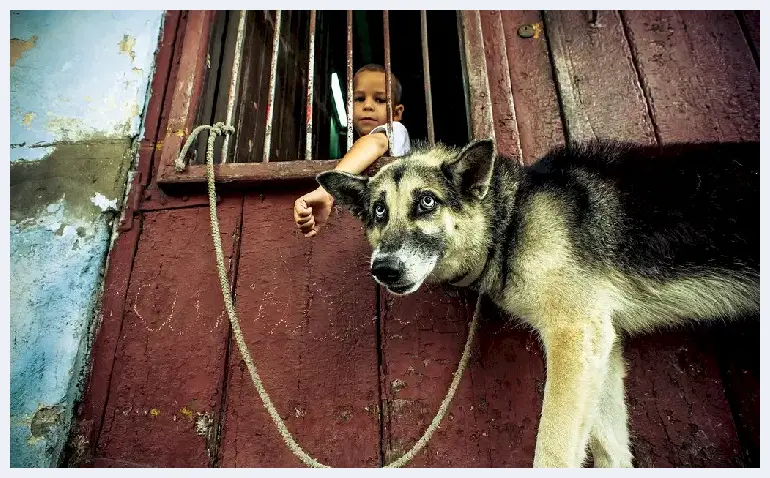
[9,10,163,468]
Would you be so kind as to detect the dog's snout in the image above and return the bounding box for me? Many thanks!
[371,256,404,284]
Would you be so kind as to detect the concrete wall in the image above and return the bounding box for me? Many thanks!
[10,10,164,467]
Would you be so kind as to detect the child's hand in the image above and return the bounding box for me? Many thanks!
[293,187,334,237]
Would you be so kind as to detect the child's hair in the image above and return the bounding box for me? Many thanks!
[354,63,403,104]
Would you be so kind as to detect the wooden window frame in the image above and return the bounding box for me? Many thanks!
[156,10,492,190]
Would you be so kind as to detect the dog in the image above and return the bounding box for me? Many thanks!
[316,139,759,467]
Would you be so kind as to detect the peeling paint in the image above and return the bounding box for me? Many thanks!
[90,192,118,212]
[23,112,35,129]
[29,405,63,440]
[10,137,133,223]
[118,34,136,63]
[10,34,37,66]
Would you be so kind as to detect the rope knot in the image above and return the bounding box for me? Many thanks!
[174,122,236,172]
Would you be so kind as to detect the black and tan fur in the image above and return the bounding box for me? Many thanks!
[317,139,759,467]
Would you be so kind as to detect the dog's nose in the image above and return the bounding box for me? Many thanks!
[371,256,404,284]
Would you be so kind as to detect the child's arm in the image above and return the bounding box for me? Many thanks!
[333,131,389,174]
[294,132,389,237]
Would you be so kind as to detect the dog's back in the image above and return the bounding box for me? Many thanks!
[509,140,759,333]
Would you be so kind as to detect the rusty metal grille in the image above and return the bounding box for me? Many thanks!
[180,10,468,169]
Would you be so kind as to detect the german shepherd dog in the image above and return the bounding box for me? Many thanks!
[317,139,759,467]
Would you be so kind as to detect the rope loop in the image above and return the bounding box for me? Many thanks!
[174,123,478,468]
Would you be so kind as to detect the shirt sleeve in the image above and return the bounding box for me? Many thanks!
[369,121,411,157]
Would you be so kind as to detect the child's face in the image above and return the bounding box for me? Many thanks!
[352,70,404,136]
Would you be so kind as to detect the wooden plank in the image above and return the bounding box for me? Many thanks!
[623,10,759,466]
[142,12,211,211]
[157,156,398,188]
[380,290,545,466]
[157,10,214,184]
[94,198,242,466]
[544,10,656,144]
[478,11,522,162]
[500,11,565,165]
[69,212,142,466]
[459,11,495,141]
[625,330,743,467]
[622,10,759,143]
[218,192,380,467]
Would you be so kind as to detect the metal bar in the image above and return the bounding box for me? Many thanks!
[221,10,248,164]
[263,10,282,163]
[346,10,354,152]
[420,10,435,146]
[305,11,317,160]
[383,10,393,153]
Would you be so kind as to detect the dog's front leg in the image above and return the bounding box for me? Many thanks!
[533,318,616,467]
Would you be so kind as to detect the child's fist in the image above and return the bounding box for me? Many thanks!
[293,187,334,237]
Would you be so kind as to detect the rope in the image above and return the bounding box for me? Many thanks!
[177,122,479,468]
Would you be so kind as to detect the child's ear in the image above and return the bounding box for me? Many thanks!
[316,170,369,219]
[393,104,404,122]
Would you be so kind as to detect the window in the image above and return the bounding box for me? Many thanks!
[157,10,488,187]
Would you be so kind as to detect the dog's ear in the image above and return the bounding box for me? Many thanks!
[443,139,496,200]
[317,170,369,219]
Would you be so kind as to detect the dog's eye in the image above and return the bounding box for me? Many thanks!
[375,204,386,218]
[420,194,436,211]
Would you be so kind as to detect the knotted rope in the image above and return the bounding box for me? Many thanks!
[176,122,479,467]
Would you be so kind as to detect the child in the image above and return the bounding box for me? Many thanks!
[293,64,410,237]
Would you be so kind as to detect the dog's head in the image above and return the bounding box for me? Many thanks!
[317,139,496,295]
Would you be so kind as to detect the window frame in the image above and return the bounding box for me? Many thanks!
[156,10,492,189]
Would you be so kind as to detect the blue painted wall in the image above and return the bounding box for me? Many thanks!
[10,11,164,467]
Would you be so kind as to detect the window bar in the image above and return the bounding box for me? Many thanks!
[421,11,435,146]
[305,10,317,160]
[262,10,282,163]
[346,10,354,152]
[383,11,394,153]
[221,10,247,164]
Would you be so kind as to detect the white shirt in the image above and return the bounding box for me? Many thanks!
[369,121,411,157]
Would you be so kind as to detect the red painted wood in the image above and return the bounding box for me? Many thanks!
[157,10,215,186]
[94,198,242,467]
[218,192,380,467]
[623,10,759,466]
[142,11,212,211]
[479,11,522,162]
[500,11,565,165]
[142,11,182,144]
[623,10,759,143]
[460,11,495,141]
[544,10,656,144]
[71,213,141,462]
[380,290,545,466]
[625,330,743,467]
